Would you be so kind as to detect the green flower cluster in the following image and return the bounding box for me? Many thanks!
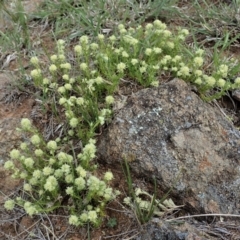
[4,119,119,227]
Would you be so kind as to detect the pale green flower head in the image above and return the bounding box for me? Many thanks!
[118,24,125,30]
[163,30,172,37]
[70,118,79,128]
[95,76,103,85]
[80,63,88,71]
[131,59,138,65]
[56,54,64,62]
[195,48,204,56]
[69,215,79,226]
[180,28,189,36]
[80,212,88,222]
[47,140,57,151]
[4,160,15,170]
[81,141,97,159]
[58,152,68,162]
[153,47,162,54]
[61,163,71,174]
[119,28,127,34]
[35,149,44,157]
[135,188,143,196]
[23,183,32,191]
[43,166,54,176]
[69,78,75,84]
[24,157,34,168]
[68,130,74,136]
[235,77,240,85]
[217,78,226,87]
[30,56,39,66]
[74,45,82,55]
[123,35,138,45]
[104,171,113,182]
[88,210,98,223]
[90,43,99,50]
[44,175,58,192]
[195,78,202,85]
[43,78,50,85]
[145,48,152,56]
[57,39,65,46]
[76,165,87,178]
[109,35,116,42]
[167,42,174,49]
[21,118,32,131]
[20,142,28,150]
[50,54,58,62]
[31,69,42,79]
[140,66,147,73]
[4,199,15,210]
[123,197,131,205]
[139,200,150,210]
[145,23,153,30]
[20,171,28,179]
[54,169,64,178]
[66,186,74,196]
[31,134,41,145]
[150,81,159,87]
[153,19,166,29]
[104,193,113,201]
[75,176,86,190]
[100,108,111,117]
[80,35,89,44]
[206,76,216,87]
[49,64,57,73]
[218,64,228,78]
[10,149,20,159]
[65,174,74,183]
[98,116,105,125]
[60,63,71,70]
[33,169,42,179]
[87,175,101,192]
[62,74,69,81]
[49,158,56,165]
[64,83,72,91]
[195,70,203,77]
[172,55,182,62]
[29,177,38,185]
[98,34,104,40]
[193,57,204,67]
[122,51,129,58]
[114,48,121,54]
[88,205,93,211]
[177,66,190,77]
[59,97,67,105]
[105,95,114,105]
[25,205,38,217]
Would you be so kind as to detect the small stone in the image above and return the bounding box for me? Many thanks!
[232,89,240,101]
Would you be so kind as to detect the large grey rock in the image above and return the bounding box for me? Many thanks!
[98,79,240,214]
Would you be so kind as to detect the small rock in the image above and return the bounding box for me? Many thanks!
[232,89,240,101]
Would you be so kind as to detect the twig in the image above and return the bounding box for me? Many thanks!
[166,213,240,222]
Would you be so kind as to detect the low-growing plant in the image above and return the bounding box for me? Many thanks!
[106,217,117,228]
[4,119,119,227]
[4,19,240,228]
